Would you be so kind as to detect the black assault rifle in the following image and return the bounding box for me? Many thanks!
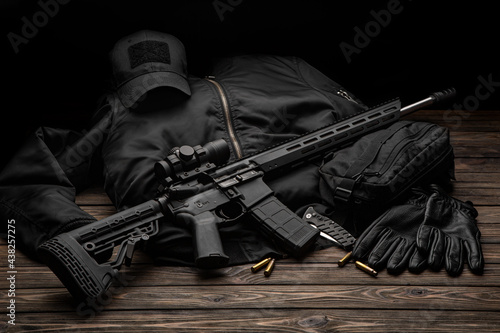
[37,89,455,304]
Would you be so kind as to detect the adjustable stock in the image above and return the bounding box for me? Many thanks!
[38,234,118,303]
[37,198,164,304]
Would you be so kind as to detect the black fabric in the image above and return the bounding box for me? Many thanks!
[319,120,455,208]
[0,127,101,259]
[0,53,366,265]
[334,121,410,203]
[128,41,171,68]
[317,120,456,237]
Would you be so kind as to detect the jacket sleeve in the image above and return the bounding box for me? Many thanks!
[0,123,105,260]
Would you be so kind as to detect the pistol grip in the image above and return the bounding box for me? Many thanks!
[37,234,117,304]
[178,211,229,269]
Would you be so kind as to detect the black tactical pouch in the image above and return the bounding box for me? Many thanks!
[319,120,455,211]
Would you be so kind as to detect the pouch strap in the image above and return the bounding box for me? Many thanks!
[334,121,410,203]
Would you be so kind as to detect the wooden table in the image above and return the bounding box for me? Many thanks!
[1,110,499,332]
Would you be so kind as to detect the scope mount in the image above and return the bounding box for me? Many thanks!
[154,139,231,192]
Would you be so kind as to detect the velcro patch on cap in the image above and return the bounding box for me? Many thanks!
[128,41,171,69]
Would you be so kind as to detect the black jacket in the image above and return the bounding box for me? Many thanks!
[0,54,366,265]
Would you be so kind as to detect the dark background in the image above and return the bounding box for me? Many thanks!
[1,0,498,167]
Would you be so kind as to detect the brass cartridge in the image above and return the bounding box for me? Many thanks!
[355,261,378,277]
[338,251,352,267]
[251,257,271,273]
[264,258,276,277]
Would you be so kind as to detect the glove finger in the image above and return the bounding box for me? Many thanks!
[366,231,399,270]
[386,240,414,275]
[427,228,445,271]
[408,247,428,273]
[352,226,390,260]
[444,236,464,276]
[416,225,433,254]
[464,235,485,275]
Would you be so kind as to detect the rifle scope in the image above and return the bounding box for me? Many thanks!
[154,139,230,185]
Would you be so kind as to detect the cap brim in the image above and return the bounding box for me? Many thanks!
[118,71,191,108]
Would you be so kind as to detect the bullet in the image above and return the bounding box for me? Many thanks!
[264,258,276,277]
[338,251,352,267]
[355,261,378,277]
[251,257,271,273]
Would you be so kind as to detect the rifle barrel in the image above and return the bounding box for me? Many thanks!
[400,88,456,117]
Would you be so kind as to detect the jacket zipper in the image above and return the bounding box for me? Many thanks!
[205,76,243,159]
[337,89,359,104]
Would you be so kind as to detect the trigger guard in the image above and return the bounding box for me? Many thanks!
[216,202,246,223]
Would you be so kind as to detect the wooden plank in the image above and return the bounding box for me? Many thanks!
[454,173,500,186]
[451,132,500,143]
[81,205,117,219]
[450,188,500,206]
[2,240,500,267]
[1,261,499,290]
[450,132,500,157]
[3,284,500,313]
[2,109,499,332]
[453,146,500,158]
[405,109,500,124]
[455,158,500,173]
[76,186,113,206]
[476,206,500,222]
[479,224,500,243]
[449,121,500,132]
[5,309,500,333]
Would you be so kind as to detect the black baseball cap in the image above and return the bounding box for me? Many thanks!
[110,30,191,108]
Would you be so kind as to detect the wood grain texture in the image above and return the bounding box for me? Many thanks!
[1,110,499,332]
[3,310,500,333]
[4,285,500,313]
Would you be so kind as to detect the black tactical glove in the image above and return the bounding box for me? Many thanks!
[352,189,428,274]
[417,185,484,276]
